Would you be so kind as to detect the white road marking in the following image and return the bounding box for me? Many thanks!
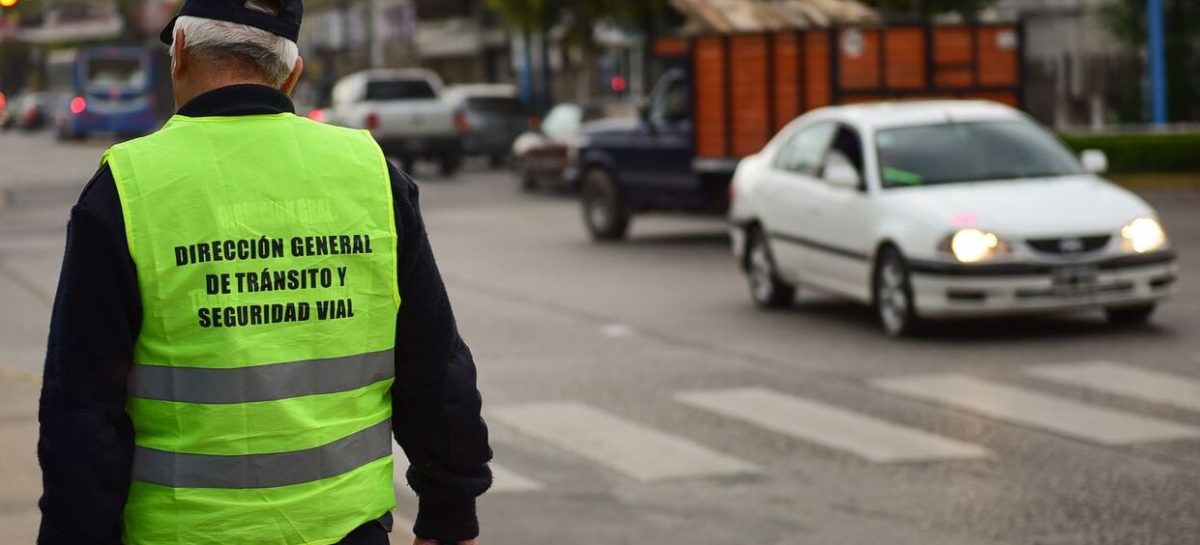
[1026,362,1200,413]
[600,323,636,338]
[392,443,542,493]
[676,387,989,462]
[874,374,1200,445]
[491,401,757,482]
[490,463,545,492]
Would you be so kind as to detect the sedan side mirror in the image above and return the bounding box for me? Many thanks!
[1080,149,1108,174]
[823,162,863,190]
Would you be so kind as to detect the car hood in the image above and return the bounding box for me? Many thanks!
[581,117,640,137]
[881,175,1155,237]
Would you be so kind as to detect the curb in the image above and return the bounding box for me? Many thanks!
[1109,174,1199,192]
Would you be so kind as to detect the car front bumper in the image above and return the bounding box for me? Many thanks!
[909,251,1178,318]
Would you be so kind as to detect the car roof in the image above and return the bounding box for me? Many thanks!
[813,100,1025,130]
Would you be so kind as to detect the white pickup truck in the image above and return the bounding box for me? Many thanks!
[328,68,464,175]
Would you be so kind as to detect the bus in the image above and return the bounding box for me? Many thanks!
[47,47,159,139]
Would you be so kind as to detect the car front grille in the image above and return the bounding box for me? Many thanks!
[1026,235,1110,256]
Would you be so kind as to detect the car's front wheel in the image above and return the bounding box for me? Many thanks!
[1105,304,1156,326]
[581,168,630,241]
[874,246,920,337]
[744,227,795,309]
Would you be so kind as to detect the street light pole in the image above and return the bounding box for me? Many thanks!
[1147,0,1167,125]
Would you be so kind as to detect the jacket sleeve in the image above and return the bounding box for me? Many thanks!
[37,166,140,545]
[389,165,493,543]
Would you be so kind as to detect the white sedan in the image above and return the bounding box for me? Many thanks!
[728,100,1178,336]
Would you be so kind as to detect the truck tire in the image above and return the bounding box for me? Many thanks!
[439,155,462,177]
[581,168,629,241]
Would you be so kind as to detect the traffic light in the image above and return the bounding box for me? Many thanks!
[0,0,18,9]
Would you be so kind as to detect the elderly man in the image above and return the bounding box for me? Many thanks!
[36,1,491,544]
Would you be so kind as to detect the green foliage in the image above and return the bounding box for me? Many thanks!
[862,0,994,16]
[484,0,665,41]
[1061,132,1200,173]
[1101,0,1200,121]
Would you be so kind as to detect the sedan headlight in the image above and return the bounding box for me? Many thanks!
[1120,217,1167,254]
[942,229,1011,263]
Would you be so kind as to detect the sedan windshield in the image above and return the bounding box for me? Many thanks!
[876,121,1083,188]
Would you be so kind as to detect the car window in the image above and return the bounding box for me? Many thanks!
[876,120,1084,188]
[651,77,690,122]
[772,122,837,175]
[365,79,437,101]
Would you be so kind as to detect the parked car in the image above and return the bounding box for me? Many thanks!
[728,100,1178,337]
[444,84,528,167]
[512,102,631,192]
[14,92,57,131]
[0,91,11,130]
[328,69,463,176]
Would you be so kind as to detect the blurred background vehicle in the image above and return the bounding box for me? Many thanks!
[0,91,11,130]
[327,68,463,176]
[511,102,632,192]
[47,47,159,140]
[13,91,57,131]
[444,83,527,168]
[573,22,1023,242]
[728,100,1177,336]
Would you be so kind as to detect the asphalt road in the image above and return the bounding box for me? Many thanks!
[1,129,1199,545]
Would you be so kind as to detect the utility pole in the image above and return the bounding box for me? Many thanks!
[367,0,383,68]
[1147,0,1167,125]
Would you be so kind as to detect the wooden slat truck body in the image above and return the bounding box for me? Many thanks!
[573,22,1024,241]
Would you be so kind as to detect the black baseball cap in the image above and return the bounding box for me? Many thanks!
[160,0,304,46]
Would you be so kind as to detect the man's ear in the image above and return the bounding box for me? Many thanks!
[280,57,304,95]
[172,30,188,79]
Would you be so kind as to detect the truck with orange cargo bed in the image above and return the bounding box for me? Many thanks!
[571,21,1024,241]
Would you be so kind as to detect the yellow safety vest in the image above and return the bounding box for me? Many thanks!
[103,111,400,545]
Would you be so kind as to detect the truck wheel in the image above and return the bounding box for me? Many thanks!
[1105,304,1156,326]
[581,168,629,241]
[439,155,462,177]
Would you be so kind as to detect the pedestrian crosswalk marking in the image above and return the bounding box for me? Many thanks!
[1025,362,1200,413]
[676,387,991,463]
[392,443,543,494]
[491,401,757,482]
[874,374,1200,445]
[490,462,545,492]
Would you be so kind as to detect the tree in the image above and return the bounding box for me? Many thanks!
[863,0,994,17]
[1101,0,1200,121]
[484,0,666,103]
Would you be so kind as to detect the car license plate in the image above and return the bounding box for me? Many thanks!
[1053,265,1098,293]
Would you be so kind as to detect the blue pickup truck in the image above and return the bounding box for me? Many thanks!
[569,69,735,241]
[567,22,1023,242]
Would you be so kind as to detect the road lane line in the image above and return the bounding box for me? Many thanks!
[1026,362,1200,413]
[489,462,545,492]
[676,387,990,463]
[392,443,542,493]
[491,401,757,482]
[874,374,1200,445]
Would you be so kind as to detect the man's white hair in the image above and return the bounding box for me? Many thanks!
[171,15,299,85]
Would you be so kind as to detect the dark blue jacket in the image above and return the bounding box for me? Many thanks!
[37,84,492,545]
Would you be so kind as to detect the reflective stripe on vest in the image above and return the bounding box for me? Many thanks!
[104,112,400,545]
